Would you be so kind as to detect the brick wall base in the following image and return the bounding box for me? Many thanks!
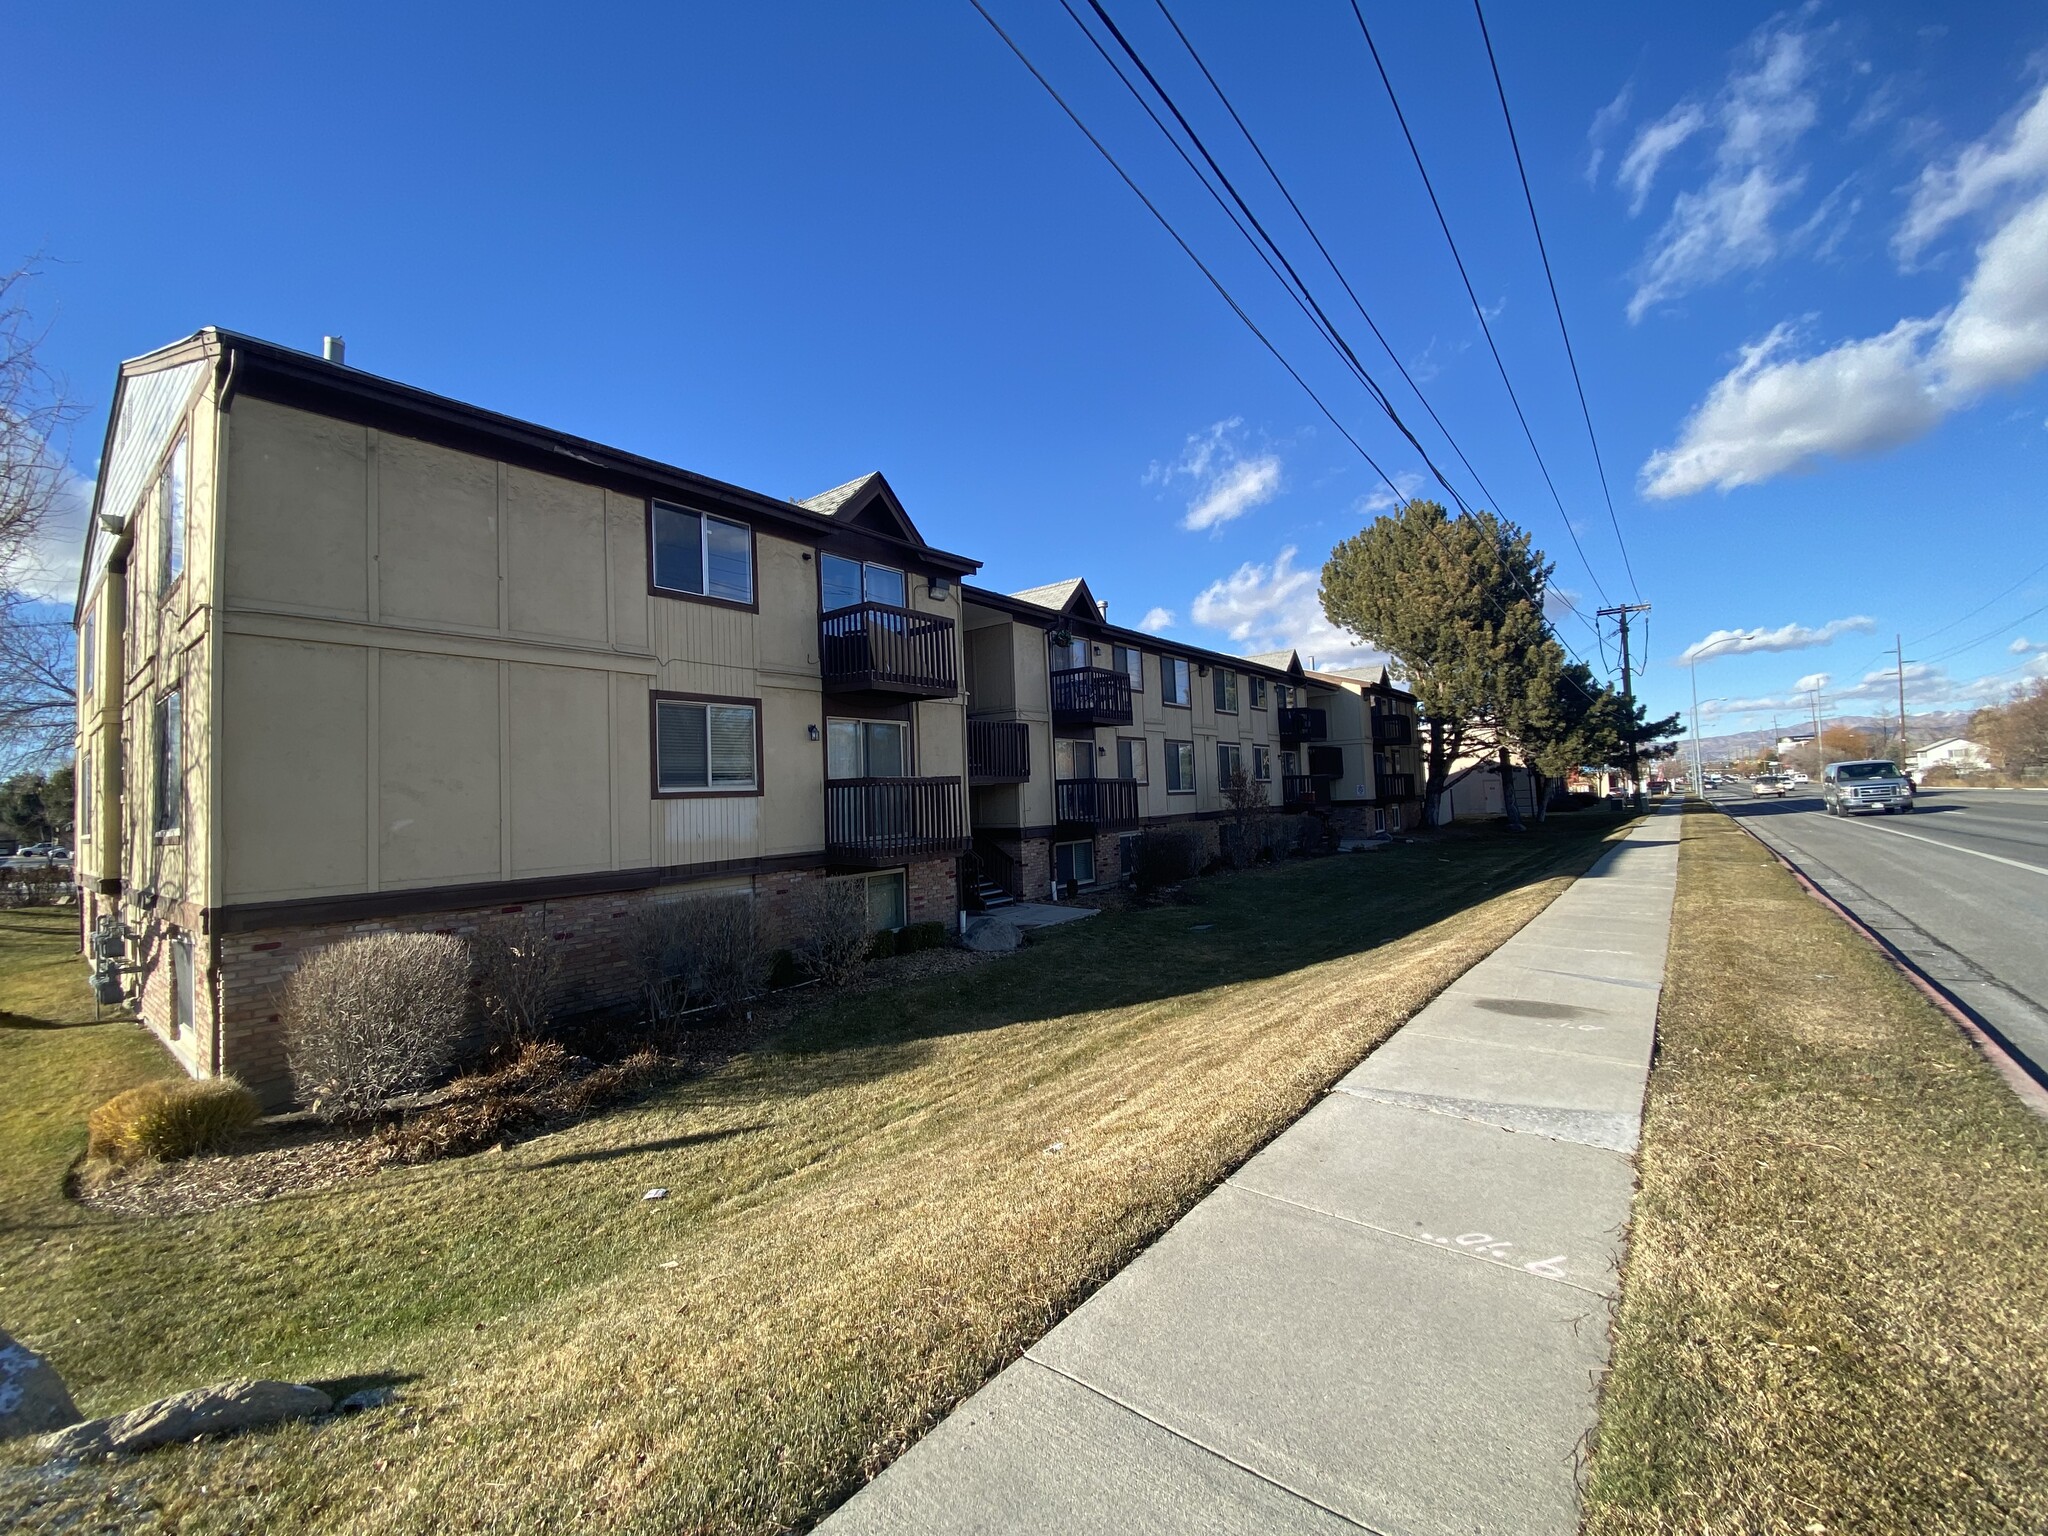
[114,857,960,1110]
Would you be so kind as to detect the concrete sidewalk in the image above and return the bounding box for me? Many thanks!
[821,811,1681,1536]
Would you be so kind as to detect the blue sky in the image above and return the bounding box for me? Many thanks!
[7,1,2047,740]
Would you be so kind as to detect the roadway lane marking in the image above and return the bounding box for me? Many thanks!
[1861,821,2048,877]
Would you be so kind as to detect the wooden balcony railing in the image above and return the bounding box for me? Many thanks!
[1374,772,1419,804]
[1053,777,1141,828]
[1282,775,1332,808]
[1050,666,1133,727]
[820,602,958,697]
[1371,713,1415,746]
[1279,707,1327,743]
[825,776,969,866]
[967,718,1031,783]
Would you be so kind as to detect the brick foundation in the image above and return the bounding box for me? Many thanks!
[118,857,960,1109]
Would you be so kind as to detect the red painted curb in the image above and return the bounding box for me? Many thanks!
[1716,809,2048,1118]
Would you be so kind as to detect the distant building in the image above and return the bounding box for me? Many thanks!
[1907,738,1989,776]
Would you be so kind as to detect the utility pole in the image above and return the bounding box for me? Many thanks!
[1599,603,1653,809]
[1895,634,1910,764]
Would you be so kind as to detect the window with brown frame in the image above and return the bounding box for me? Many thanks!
[653,695,759,794]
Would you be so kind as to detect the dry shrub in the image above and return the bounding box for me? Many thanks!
[473,908,564,1046]
[371,1040,667,1164]
[628,895,768,1021]
[86,1078,260,1165]
[787,879,870,986]
[283,932,471,1122]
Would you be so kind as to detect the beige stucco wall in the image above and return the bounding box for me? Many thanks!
[212,395,963,906]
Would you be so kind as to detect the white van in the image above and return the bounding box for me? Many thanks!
[1822,760,1914,816]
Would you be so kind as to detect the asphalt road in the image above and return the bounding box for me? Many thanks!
[1710,784,2048,1085]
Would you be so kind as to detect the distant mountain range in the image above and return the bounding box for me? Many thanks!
[1684,710,1976,763]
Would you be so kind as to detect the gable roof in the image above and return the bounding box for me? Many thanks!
[1009,578,1103,624]
[797,471,926,546]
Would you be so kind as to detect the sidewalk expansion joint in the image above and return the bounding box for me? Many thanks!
[1020,1356,1389,1535]
[1395,1026,1648,1066]
[1223,1181,1614,1299]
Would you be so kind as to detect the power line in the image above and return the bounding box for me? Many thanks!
[1065,0,1607,655]
[1472,0,1641,601]
[967,0,1606,703]
[1146,0,1513,530]
[1908,553,2048,648]
[1345,0,1615,608]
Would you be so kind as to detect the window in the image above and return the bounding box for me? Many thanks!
[80,605,96,699]
[1213,668,1239,713]
[821,553,906,612]
[160,433,187,593]
[1116,737,1147,783]
[863,871,907,931]
[1276,684,1294,709]
[1162,657,1191,706]
[1118,831,1141,878]
[1111,643,1144,691]
[79,747,93,838]
[154,690,182,835]
[828,718,908,778]
[1253,745,1271,781]
[1165,739,1195,793]
[1055,840,1096,889]
[1281,749,1299,778]
[652,501,753,603]
[654,696,759,793]
[1217,742,1243,784]
[1250,676,1266,709]
[1049,634,1090,671]
[1053,737,1094,780]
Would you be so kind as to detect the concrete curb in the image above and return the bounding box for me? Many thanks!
[1714,804,2048,1118]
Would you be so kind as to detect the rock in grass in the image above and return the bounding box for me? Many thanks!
[40,1379,332,1457]
[0,1329,81,1440]
[961,916,1021,954]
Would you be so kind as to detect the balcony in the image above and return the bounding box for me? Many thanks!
[820,602,958,698]
[1054,777,1140,828]
[1282,775,1332,808]
[1371,713,1414,747]
[1374,772,1419,804]
[825,776,969,866]
[968,718,1031,784]
[1050,666,1133,728]
[1279,707,1327,744]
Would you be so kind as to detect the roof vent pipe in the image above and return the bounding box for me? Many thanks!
[322,335,346,364]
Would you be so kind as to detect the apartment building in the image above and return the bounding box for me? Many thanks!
[74,330,1425,1101]
[74,331,977,1101]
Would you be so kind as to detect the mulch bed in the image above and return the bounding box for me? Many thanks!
[72,945,1005,1221]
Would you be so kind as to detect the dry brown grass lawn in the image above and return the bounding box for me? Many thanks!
[1,818,1626,1534]
[1583,805,2048,1536]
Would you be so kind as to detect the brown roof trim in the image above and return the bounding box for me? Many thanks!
[200,329,980,577]
[960,583,1301,685]
[209,851,837,934]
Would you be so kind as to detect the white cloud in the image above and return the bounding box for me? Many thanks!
[5,464,95,604]
[1618,102,1707,215]
[1360,471,1423,515]
[1793,671,1831,693]
[1146,418,1283,535]
[1896,83,2048,261]
[1585,83,1634,184]
[2011,635,2046,655]
[1626,24,1818,322]
[1186,545,1386,671]
[1642,145,2048,498]
[1138,606,1175,633]
[1184,456,1281,533]
[1677,615,1875,664]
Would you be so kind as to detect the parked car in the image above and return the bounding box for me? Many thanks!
[1823,760,1915,816]
[1752,775,1789,798]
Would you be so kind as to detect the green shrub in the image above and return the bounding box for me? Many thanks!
[897,921,949,954]
[766,948,805,989]
[866,929,898,960]
[1133,829,1203,897]
[86,1078,261,1165]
